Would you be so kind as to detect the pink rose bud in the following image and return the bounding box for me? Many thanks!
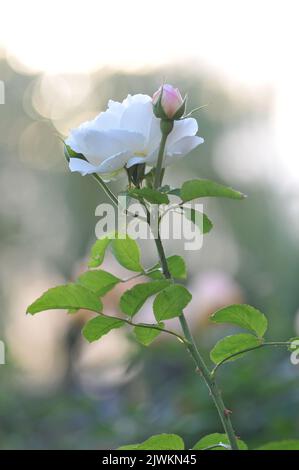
[152,84,185,120]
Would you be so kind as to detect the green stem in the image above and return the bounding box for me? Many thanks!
[154,132,168,189]
[92,173,119,207]
[178,313,239,450]
[153,232,239,450]
[154,121,173,189]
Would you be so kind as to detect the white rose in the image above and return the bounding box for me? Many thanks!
[66,94,204,181]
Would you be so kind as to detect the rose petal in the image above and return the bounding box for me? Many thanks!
[147,116,161,154]
[139,135,203,167]
[126,155,148,168]
[66,128,144,166]
[167,118,198,147]
[120,101,153,141]
[97,151,131,174]
[168,135,204,156]
[69,158,98,175]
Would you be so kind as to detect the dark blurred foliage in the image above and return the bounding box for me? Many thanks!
[0,58,298,449]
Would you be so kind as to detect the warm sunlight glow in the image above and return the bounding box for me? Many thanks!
[0,0,295,83]
[1,0,299,186]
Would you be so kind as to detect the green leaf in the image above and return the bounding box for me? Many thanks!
[149,255,187,280]
[210,333,262,365]
[88,236,111,268]
[117,444,140,450]
[183,208,213,234]
[82,315,125,342]
[77,270,120,296]
[165,255,187,279]
[153,284,192,321]
[288,337,299,352]
[128,187,169,204]
[120,280,170,317]
[111,235,143,272]
[180,179,245,202]
[27,284,103,315]
[134,323,165,346]
[193,433,247,450]
[118,434,185,450]
[256,440,299,450]
[64,143,84,161]
[210,304,268,338]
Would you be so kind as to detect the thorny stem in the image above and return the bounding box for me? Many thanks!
[151,127,239,450]
[153,232,239,450]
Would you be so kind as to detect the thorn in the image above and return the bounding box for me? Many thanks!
[224,408,232,417]
[195,367,203,376]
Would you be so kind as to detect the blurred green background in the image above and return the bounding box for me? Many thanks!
[0,59,298,450]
